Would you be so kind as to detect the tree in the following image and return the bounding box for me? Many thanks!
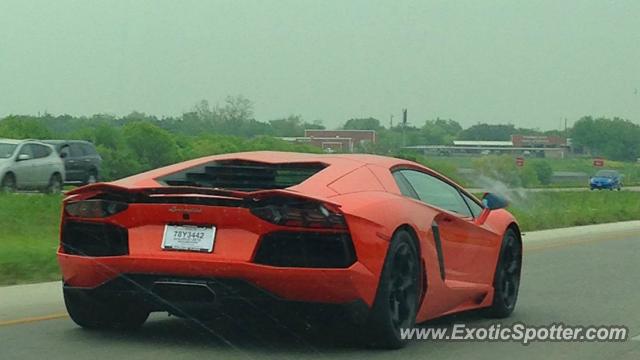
[269,115,305,137]
[122,121,181,168]
[529,160,553,185]
[571,116,640,161]
[214,95,254,123]
[343,117,382,130]
[305,120,325,130]
[421,118,462,144]
[0,116,53,139]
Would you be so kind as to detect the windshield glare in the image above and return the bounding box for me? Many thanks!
[0,143,17,158]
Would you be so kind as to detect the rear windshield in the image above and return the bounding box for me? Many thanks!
[157,160,326,191]
[0,143,17,158]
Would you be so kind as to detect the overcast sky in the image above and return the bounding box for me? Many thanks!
[1,0,638,130]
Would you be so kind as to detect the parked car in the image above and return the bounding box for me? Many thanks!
[589,169,622,191]
[43,140,102,184]
[0,139,65,193]
[59,151,521,348]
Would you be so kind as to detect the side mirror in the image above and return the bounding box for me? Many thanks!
[59,152,68,159]
[482,192,509,210]
[17,154,32,161]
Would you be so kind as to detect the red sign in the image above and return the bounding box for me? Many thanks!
[593,158,605,167]
[516,157,525,167]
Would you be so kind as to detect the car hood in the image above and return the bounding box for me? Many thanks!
[0,158,10,167]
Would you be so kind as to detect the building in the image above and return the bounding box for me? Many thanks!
[510,135,566,148]
[406,135,569,158]
[282,129,376,153]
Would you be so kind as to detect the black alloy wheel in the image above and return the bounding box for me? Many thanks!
[366,230,420,349]
[486,229,522,318]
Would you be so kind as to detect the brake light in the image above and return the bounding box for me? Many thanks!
[250,199,347,229]
[65,199,128,218]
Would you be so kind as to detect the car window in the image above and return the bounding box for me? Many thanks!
[18,144,35,158]
[81,144,97,156]
[462,192,484,218]
[0,143,17,158]
[392,171,419,200]
[59,145,71,158]
[69,143,84,157]
[398,169,473,217]
[32,144,52,159]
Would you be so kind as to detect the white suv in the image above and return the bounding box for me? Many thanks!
[0,139,66,193]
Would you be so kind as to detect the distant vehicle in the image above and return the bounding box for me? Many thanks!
[0,139,65,193]
[589,169,622,191]
[43,140,102,184]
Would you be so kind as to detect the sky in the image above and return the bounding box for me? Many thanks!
[1,0,639,130]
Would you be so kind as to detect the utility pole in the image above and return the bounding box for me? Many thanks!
[402,108,407,147]
[390,114,394,128]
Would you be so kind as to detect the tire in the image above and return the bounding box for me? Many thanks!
[365,230,421,349]
[45,173,63,194]
[64,288,149,330]
[485,229,522,318]
[1,173,16,193]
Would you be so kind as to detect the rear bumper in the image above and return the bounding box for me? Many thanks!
[57,253,378,306]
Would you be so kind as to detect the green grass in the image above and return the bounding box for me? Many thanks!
[0,194,62,285]
[1,191,640,285]
[420,155,640,186]
[508,191,640,232]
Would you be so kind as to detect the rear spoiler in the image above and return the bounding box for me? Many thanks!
[65,183,342,207]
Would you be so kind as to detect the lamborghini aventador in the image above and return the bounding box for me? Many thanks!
[58,151,522,348]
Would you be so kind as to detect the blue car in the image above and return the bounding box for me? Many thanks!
[590,170,623,190]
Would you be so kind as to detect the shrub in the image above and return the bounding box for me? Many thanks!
[528,160,553,185]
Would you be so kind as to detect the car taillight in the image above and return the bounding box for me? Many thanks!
[250,199,347,229]
[65,199,128,218]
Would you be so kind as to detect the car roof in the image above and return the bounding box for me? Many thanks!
[0,138,24,145]
[42,140,93,145]
[128,151,418,172]
[111,151,432,192]
[0,138,52,146]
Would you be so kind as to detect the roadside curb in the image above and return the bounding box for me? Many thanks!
[523,220,640,248]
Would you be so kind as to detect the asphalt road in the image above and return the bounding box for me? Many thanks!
[1,223,640,360]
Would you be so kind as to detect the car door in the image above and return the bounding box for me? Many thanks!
[65,143,85,182]
[79,143,98,178]
[12,144,36,188]
[31,144,54,186]
[396,169,497,285]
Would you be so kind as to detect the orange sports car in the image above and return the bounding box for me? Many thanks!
[58,151,522,348]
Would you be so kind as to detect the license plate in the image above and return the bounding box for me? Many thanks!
[162,225,216,253]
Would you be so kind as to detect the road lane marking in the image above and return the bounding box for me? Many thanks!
[0,312,68,327]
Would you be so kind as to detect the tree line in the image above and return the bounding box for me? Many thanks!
[0,95,638,181]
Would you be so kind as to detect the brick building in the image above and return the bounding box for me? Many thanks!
[281,130,376,153]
